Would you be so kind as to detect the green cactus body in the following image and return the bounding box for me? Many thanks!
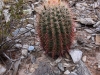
[37,1,74,58]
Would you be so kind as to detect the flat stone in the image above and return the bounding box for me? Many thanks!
[63,63,71,68]
[14,44,22,49]
[22,44,29,49]
[95,26,100,33]
[31,29,35,33]
[24,32,31,37]
[58,63,64,71]
[26,24,34,30]
[55,57,62,63]
[84,29,93,34]
[12,28,27,36]
[94,21,100,27]
[64,70,70,75]
[69,49,83,63]
[78,18,95,25]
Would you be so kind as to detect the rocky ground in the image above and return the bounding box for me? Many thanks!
[0,0,100,75]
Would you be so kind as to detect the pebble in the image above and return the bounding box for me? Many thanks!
[14,44,22,49]
[58,63,64,71]
[22,44,29,49]
[23,9,32,15]
[15,39,22,43]
[24,32,31,37]
[87,36,91,40]
[93,21,100,27]
[0,64,6,75]
[26,24,34,30]
[12,28,27,36]
[53,67,61,75]
[28,46,35,51]
[21,49,28,57]
[55,57,62,63]
[78,18,95,25]
[69,49,83,63]
[3,9,10,22]
[95,26,100,33]
[31,29,35,33]
[64,70,70,75]
[84,29,93,34]
[82,56,87,62]
[63,63,71,68]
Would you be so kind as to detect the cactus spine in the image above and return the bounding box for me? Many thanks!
[37,0,74,58]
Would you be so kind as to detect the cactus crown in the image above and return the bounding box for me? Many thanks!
[37,0,74,58]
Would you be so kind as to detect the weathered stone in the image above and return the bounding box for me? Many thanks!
[69,49,82,63]
[78,18,95,25]
[21,49,28,57]
[58,63,64,71]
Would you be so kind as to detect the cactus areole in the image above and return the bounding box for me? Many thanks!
[36,0,74,58]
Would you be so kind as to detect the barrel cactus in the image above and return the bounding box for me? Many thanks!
[36,0,74,58]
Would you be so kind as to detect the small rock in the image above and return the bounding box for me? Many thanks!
[98,64,100,70]
[78,18,95,25]
[55,57,62,63]
[29,67,35,73]
[69,49,83,63]
[82,56,87,62]
[15,39,22,43]
[64,70,70,75]
[22,44,29,49]
[84,29,93,34]
[93,21,100,27]
[31,29,35,33]
[87,36,91,40]
[23,9,32,15]
[68,72,77,75]
[0,0,4,10]
[3,9,10,22]
[14,44,22,49]
[63,63,71,68]
[0,64,6,75]
[31,55,36,63]
[53,67,61,75]
[35,42,40,46]
[28,46,35,52]
[77,38,85,45]
[21,49,28,57]
[58,63,64,71]
[26,24,34,30]
[95,26,100,33]
[24,32,31,37]
[12,28,27,36]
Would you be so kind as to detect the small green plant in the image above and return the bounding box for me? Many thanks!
[37,0,74,58]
